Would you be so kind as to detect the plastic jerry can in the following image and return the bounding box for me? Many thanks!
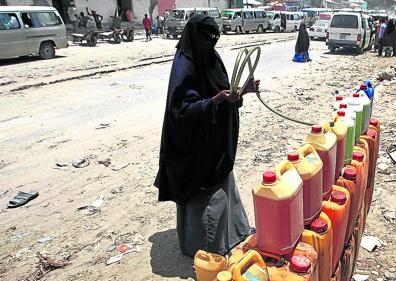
[336,167,359,246]
[287,144,323,225]
[369,118,380,134]
[336,110,355,165]
[252,162,303,256]
[306,125,337,200]
[301,212,333,281]
[341,236,356,281]
[347,96,363,141]
[324,116,347,179]
[194,250,227,281]
[333,95,344,111]
[267,242,319,281]
[231,250,270,281]
[355,91,371,133]
[349,149,369,211]
[322,186,350,275]
[361,82,374,100]
[351,206,365,278]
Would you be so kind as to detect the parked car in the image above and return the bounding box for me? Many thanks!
[308,19,329,40]
[164,7,222,39]
[0,6,68,60]
[267,11,302,33]
[326,12,373,54]
[221,8,269,34]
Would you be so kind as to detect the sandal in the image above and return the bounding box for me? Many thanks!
[387,144,396,164]
[7,191,39,208]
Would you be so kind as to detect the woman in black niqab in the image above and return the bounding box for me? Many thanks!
[383,19,396,56]
[293,23,311,62]
[154,14,250,257]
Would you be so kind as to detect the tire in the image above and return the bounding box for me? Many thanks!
[310,36,314,40]
[245,31,250,34]
[294,25,298,32]
[222,29,227,35]
[236,26,242,34]
[126,33,134,42]
[257,25,264,33]
[88,35,97,47]
[39,42,55,59]
[329,46,336,53]
[274,25,281,33]
[357,47,364,54]
[114,33,122,44]
[172,34,178,39]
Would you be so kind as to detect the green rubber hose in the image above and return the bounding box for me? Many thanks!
[231,47,315,127]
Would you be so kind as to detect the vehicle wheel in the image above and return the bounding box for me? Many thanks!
[245,31,250,34]
[166,34,170,38]
[357,47,364,54]
[222,29,227,35]
[114,33,122,44]
[329,46,336,53]
[88,35,97,47]
[126,32,134,42]
[39,42,55,59]
[257,25,263,33]
[274,26,280,33]
[236,26,242,34]
[310,36,314,40]
[294,25,298,32]
[172,34,178,39]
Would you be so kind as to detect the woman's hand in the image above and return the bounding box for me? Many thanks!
[212,90,240,104]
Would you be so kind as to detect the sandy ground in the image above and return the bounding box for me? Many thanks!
[0,32,395,281]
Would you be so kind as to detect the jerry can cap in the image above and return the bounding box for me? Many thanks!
[287,152,299,161]
[352,151,364,162]
[369,118,379,127]
[331,191,347,205]
[366,128,376,139]
[343,168,357,180]
[353,93,360,98]
[263,171,276,184]
[339,103,347,109]
[360,84,368,90]
[337,110,346,117]
[310,218,328,233]
[336,95,343,101]
[216,271,232,281]
[311,125,322,133]
[290,255,311,273]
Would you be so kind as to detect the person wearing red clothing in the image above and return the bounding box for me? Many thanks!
[143,14,152,41]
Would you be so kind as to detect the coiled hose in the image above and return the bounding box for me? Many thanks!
[231,47,315,127]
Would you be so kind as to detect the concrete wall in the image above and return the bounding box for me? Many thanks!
[176,0,229,10]
[74,0,117,25]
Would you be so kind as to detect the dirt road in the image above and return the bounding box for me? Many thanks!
[0,33,395,281]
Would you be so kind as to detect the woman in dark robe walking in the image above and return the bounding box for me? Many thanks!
[383,19,396,57]
[293,23,311,62]
[154,14,250,257]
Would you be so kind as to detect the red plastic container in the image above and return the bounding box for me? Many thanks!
[288,144,323,225]
[336,167,359,246]
[350,145,369,212]
[252,161,304,256]
[306,125,337,200]
[322,185,350,274]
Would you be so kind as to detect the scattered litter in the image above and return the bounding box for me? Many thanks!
[55,163,68,168]
[107,244,117,252]
[96,123,110,130]
[112,163,130,171]
[11,232,29,242]
[387,144,396,164]
[0,189,9,198]
[72,158,90,168]
[378,71,394,81]
[117,243,142,253]
[37,236,55,243]
[36,251,70,273]
[91,195,104,208]
[385,271,396,280]
[353,274,370,281]
[7,191,38,208]
[361,236,381,252]
[384,211,396,222]
[98,158,111,167]
[106,254,123,265]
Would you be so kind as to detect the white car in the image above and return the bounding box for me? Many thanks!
[308,20,329,40]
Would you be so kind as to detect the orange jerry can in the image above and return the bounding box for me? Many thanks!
[253,161,303,256]
[349,149,369,212]
[341,236,356,281]
[352,206,365,273]
[287,144,323,225]
[230,250,270,281]
[301,212,333,281]
[194,250,227,281]
[336,167,359,246]
[322,185,350,275]
[360,128,379,217]
[306,125,337,200]
[324,116,348,180]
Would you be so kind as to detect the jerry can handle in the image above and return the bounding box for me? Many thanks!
[232,250,268,281]
[196,250,211,262]
[322,121,331,133]
[274,160,293,178]
[300,144,315,157]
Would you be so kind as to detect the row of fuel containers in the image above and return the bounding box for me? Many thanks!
[194,81,381,281]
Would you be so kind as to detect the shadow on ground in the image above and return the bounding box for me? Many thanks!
[149,229,195,279]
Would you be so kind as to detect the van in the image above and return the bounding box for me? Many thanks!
[0,6,68,60]
[267,11,302,32]
[326,12,373,54]
[164,7,222,39]
[221,8,269,34]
